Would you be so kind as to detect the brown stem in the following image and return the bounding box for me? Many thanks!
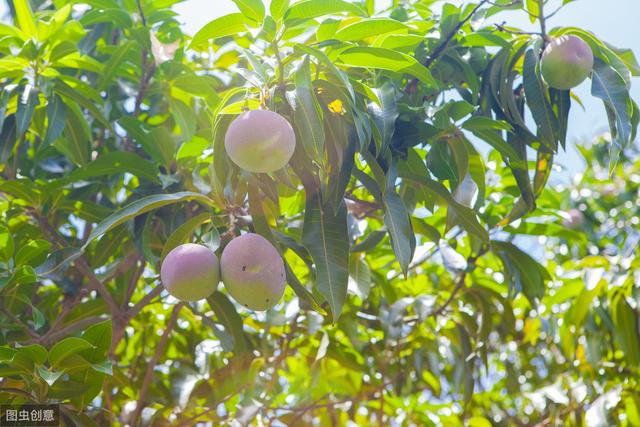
[130,303,183,426]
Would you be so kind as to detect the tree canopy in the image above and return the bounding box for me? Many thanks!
[0,0,639,425]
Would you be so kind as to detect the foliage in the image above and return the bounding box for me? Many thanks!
[0,0,638,425]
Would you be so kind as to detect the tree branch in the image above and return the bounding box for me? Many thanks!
[537,0,547,37]
[430,271,468,318]
[130,303,183,426]
[32,210,120,315]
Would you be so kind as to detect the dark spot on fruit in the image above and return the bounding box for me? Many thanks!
[244,304,248,307]
[242,266,246,271]
[266,298,270,302]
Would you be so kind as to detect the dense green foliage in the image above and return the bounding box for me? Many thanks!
[0,0,638,425]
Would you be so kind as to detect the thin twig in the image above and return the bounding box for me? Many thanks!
[430,272,468,318]
[128,284,164,318]
[406,0,491,93]
[0,305,40,339]
[494,21,543,37]
[40,316,107,345]
[426,0,490,68]
[123,259,145,308]
[136,0,147,27]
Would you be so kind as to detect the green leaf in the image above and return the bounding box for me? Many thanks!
[369,82,398,154]
[284,262,326,315]
[285,0,366,21]
[55,102,90,166]
[90,360,112,375]
[54,80,111,130]
[506,218,585,242]
[37,366,65,386]
[550,88,571,149]
[170,98,196,142]
[16,85,38,137]
[49,337,94,369]
[13,294,46,330]
[532,151,553,198]
[611,291,640,367]
[398,149,436,210]
[270,0,289,20]
[160,212,211,262]
[207,291,251,353]
[69,151,160,183]
[293,56,325,161]
[99,41,135,91]
[118,118,172,167]
[523,47,557,152]
[400,172,489,242]
[0,224,14,262]
[338,47,436,87]
[172,74,218,98]
[457,324,475,407]
[14,0,37,36]
[302,192,349,320]
[348,254,371,299]
[383,187,416,277]
[14,239,51,266]
[604,43,640,76]
[524,0,539,23]
[191,13,247,49]
[231,0,265,24]
[334,18,409,41]
[0,88,11,135]
[80,319,112,363]
[82,192,215,250]
[294,43,355,102]
[17,344,48,365]
[80,8,133,28]
[44,95,67,146]
[591,58,634,155]
[491,240,550,305]
[36,247,82,279]
[325,122,356,211]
